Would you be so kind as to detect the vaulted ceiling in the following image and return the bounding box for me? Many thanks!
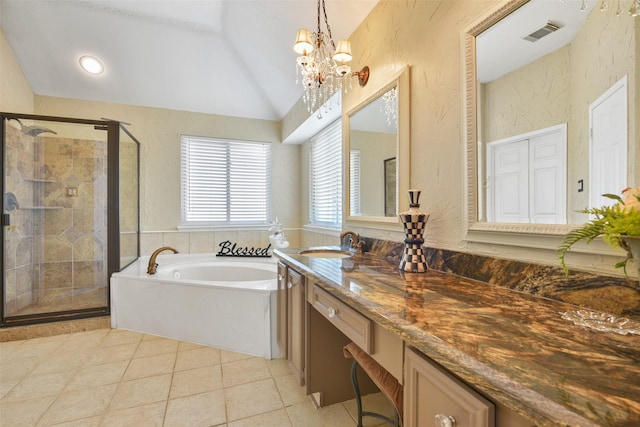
[0,0,378,121]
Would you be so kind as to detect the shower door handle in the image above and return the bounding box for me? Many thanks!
[1,213,9,227]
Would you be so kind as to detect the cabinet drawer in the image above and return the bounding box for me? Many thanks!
[308,284,372,354]
[404,347,495,427]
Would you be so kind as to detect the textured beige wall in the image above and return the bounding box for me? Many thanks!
[340,0,638,274]
[481,45,571,143]
[33,96,301,235]
[343,0,498,246]
[0,30,34,113]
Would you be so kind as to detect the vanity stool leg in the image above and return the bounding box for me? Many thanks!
[344,342,403,427]
[350,360,365,427]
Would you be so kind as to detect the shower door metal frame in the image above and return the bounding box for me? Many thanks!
[1,112,139,327]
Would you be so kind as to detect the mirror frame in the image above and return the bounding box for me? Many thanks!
[463,0,620,255]
[343,65,410,228]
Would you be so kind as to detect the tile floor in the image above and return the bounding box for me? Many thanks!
[0,328,394,426]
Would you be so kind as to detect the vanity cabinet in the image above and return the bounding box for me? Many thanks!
[287,267,306,386]
[276,262,305,385]
[404,347,495,427]
[276,262,288,357]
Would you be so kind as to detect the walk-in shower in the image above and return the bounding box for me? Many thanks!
[1,113,140,327]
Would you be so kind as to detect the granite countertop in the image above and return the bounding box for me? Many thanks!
[274,247,640,427]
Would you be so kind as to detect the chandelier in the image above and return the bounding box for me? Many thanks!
[294,0,369,117]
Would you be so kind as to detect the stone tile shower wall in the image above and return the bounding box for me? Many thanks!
[4,123,108,316]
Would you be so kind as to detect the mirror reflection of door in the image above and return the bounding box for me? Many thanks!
[487,124,567,223]
[474,0,635,225]
[589,76,628,209]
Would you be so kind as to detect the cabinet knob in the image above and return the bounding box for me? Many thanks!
[435,414,456,427]
[278,274,283,281]
[328,307,338,318]
[288,282,292,289]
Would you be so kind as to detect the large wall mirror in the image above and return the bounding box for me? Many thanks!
[465,0,637,241]
[344,66,410,226]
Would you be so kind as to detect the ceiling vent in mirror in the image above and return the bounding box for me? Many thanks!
[523,22,561,42]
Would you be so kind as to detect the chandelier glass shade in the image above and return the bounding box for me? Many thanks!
[294,0,369,117]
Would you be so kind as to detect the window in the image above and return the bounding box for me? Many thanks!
[350,149,361,216]
[181,135,271,226]
[309,120,342,227]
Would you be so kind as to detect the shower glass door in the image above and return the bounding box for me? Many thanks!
[2,114,122,325]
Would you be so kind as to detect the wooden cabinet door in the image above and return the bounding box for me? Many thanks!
[404,347,495,427]
[276,262,288,359]
[287,268,305,386]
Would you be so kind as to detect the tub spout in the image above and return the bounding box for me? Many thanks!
[147,246,178,275]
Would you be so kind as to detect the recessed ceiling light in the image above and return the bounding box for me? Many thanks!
[79,55,104,75]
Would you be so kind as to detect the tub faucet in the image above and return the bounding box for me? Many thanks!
[340,231,365,254]
[147,246,178,275]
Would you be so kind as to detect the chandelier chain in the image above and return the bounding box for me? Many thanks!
[319,0,336,50]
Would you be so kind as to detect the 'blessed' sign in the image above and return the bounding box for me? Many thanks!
[216,240,272,257]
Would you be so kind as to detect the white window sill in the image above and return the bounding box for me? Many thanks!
[177,224,270,232]
[303,224,342,236]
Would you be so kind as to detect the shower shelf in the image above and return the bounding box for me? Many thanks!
[24,178,56,183]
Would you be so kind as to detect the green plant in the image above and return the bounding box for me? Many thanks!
[557,188,640,274]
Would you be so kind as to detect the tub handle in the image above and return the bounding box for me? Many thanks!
[328,307,338,318]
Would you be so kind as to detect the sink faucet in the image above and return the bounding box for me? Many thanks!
[340,231,365,254]
[147,246,178,275]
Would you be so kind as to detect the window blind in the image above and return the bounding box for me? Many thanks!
[309,120,342,227]
[350,149,361,216]
[181,135,271,225]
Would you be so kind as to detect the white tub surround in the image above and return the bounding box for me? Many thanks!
[110,253,279,359]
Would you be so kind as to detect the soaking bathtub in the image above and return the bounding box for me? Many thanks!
[110,253,279,359]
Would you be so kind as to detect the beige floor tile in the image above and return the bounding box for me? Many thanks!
[62,329,109,349]
[164,390,226,427]
[175,346,221,371]
[3,371,74,402]
[65,361,128,391]
[224,378,283,422]
[170,365,223,399]
[100,330,143,348]
[87,343,138,366]
[342,393,396,427]
[133,338,179,358]
[0,395,55,427]
[141,333,165,341]
[43,415,102,426]
[122,353,175,381]
[100,401,166,427]
[38,383,117,426]
[0,378,19,400]
[273,374,308,406]
[267,358,291,377]
[2,340,61,364]
[0,357,39,382]
[222,357,271,388]
[0,339,26,359]
[286,401,356,427]
[178,341,205,352]
[108,374,172,411]
[29,351,89,376]
[220,349,254,363]
[227,408,292,427]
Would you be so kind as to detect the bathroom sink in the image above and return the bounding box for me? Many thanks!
[298,249,352,258]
